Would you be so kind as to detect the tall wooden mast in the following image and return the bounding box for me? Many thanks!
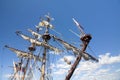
[40,14,52,80]
[40,28,51,80]
[65,18,92,80]
[22,43,36,80]
[65,34,92,80]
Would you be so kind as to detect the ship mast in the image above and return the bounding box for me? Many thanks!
[39,14,52,80]
[65,18,92,80]
[22,42,36,80]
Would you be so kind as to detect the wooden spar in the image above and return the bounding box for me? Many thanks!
[22,43,36,80]
[40,16,52,80]
[40,33,51,80]
[40,47,47,80]
[22,58,30,80]
[16,32,61,53]
[65,34,92,80]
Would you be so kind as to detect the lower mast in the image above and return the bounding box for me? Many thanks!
[40,47,47,80]
[65,34,92,80]
[22,44,36,80]
[40,27,51,80]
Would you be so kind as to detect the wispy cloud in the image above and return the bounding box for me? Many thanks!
[99,53,120,64]
[52,53,120,80]
[51,56,73,75]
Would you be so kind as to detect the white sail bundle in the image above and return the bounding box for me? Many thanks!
[16,32,62,53]
[52,36,80,55]
[28,29,42,39]
[52,36,98,62]
[5,45,42,61]
[38,20,54,29]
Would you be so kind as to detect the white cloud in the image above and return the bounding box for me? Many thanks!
[99,53,120,65]
[77,61,99,71]
[51,53,120,80]
[4,53,120,80]
[55,63,71,69]
[57,55,75,62]
[95,68,110,75]
[116,69,120,72]
[53,69,67,75]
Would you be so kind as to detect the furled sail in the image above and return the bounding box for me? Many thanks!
[82,52,99,62]
[52,36,98,62]
[27,29,42,39]
[52,35,81,55]
[16,31,62,53]
[5,45,42,61]
[38,20,54,29]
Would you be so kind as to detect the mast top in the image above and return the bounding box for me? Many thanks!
[72,18,85,36]
[36,14,54,33]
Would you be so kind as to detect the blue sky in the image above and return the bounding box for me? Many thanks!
[0,0,120,80]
